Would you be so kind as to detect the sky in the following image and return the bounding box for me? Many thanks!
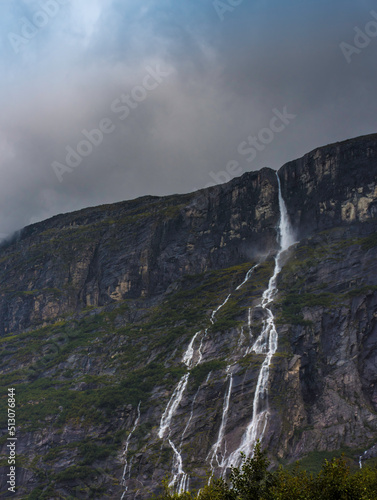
[0,0,376,238]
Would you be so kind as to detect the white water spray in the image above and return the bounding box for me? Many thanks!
[236,264,259,291]
[158,327,207,492]
[182,331,202,368]
[168,438,189,492]
[181,385,201,445]
[158,186,292,488]
[159,374,190,440]
[169,383,203,493]
[359,450,368,468]
[159,284,241,492]
[159,331,203,443]
[120,402,141,499]
[207,371,234,474]
[211,294,231,324]
[223,172,295,470]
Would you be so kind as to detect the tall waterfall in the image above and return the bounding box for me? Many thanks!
[223,172,295,470]
[158,171,295,487]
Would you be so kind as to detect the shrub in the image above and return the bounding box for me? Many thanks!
[153,443,377,500]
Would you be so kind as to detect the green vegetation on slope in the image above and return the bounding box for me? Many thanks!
[0,260,263,433]
[154,442,377,500]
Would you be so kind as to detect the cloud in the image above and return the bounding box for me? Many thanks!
[0,0,376,237]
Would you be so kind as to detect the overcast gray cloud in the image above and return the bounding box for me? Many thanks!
[0,0,376,237]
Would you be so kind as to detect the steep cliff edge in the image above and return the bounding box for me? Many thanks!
[0,134,377,499]
[0,167,278,337]
[280,133,377,237]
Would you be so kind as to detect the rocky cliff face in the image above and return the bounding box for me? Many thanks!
[0,167,278,337]
[0,134,377,499]
[280,134,377,237]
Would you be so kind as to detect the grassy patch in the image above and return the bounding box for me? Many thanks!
[359,232,377,251]
[278,293,334,325]
[285,447,362,475]
[190,360,228,389]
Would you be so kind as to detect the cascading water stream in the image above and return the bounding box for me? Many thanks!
[168,381,205,493]
[207,371,234,474]
[206,267,260,478]
[236,265,259,291]
[181,385,201,446]
[120,402,141,500]
[359,450,368,468]
[182,330,201,367]
[159,374,191,441]
[158,196,282,489]
[222,172,295,471]
[211,294,231,324]
[158,329,205,492]
[158,279,250,492]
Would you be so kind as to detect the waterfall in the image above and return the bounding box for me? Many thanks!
[159,173,294,486]
[158,373,190,440]
[236,264,259,291]
[168,383,203,492]
[207,371,234,474]
[168,438,189,492]
[277,173,295,251]
[182,331,202,368]
[158,372,190,492]
[359,450,368,468]
[158,283,243,492]
[120,402,141,499]
[181,385,201,445]
[223,171,295,470]
[211,294,231,324]
[158,328,205,492]
[159,331,202,442]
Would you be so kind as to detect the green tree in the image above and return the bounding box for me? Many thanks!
[312,456,355,500]
[271,464,313,500]
[227,441,275,500]
[197,478,234,500]
[153,444,377,500]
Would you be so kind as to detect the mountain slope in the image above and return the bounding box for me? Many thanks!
[0,134,377,499]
